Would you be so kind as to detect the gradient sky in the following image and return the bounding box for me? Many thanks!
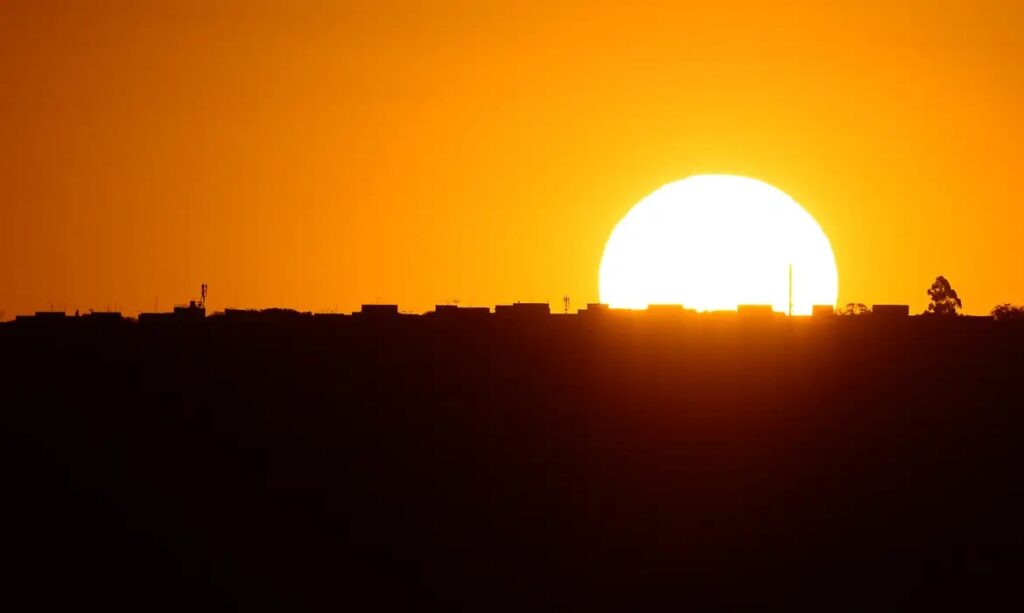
[2,0,1022,316]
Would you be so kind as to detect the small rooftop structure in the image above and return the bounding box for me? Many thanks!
[872,304,910,318]
[812,305,835,317]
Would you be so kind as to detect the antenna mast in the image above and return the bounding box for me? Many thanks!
[563,295,571,314]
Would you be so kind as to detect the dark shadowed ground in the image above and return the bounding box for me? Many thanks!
[2,313,1022,610]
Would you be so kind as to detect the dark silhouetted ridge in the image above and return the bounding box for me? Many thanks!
[2,309,1022,610]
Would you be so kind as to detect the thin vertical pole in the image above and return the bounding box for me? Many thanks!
[788,264,793,317]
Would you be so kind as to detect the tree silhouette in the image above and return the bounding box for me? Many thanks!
[926,276,962,316]
[991,303,1024,321]
[837,303,870,316]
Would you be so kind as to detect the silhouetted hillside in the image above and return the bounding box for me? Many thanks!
[2,313,1023,610]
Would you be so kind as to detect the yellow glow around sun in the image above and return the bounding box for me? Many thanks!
[599,175,838,315]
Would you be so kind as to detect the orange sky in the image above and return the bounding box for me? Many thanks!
[1,0,1022,317]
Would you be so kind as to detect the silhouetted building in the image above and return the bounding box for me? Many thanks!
[222,308,258,320]
[431,305,490,319]
[647,304,684,313]
[13,312,70,327]
[704,310,739,321]
[737,304,775,318]
[260,308,307,319]
[872,304,910,318]
[32,311,67,321]
[138,303,204,324]
[221,308,307,322]
[82,311,124,324]
[812,305,835,317]
[579,303,611,319]
[173,303,206,320]
[312,313,350,322]
[357,304,400,319]
[646,305,697,320]
[494,303,550,318]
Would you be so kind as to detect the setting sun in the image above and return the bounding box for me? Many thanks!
[599,175,838,314]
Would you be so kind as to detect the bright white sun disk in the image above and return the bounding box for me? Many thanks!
[598,175,838,315]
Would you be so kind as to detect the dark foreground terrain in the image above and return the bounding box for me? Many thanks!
[2,312,1023,610]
